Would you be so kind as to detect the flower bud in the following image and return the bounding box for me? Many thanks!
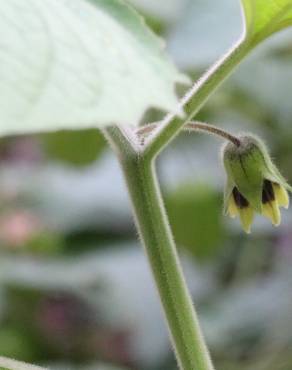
[222,134,291,233]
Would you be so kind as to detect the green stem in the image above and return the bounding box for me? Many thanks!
[104,33,253,370]
[145,37,250,159]
[105,126,215,370]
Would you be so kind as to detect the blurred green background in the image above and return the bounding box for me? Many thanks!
[1,1,292,369]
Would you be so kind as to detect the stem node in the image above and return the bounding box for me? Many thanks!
[105,126,215,370]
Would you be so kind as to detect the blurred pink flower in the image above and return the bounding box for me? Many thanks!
[0,210,42,247]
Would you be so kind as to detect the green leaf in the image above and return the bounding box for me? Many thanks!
[0,357,46,370]
[241,0,292,46]
[41,129,106,166]
[0,0,187,137]
[166,183,225,259]
[0,328,38,365]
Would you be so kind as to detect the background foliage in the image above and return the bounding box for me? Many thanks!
[1,0,292,369]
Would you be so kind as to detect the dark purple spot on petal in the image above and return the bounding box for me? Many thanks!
[262,180,275,204]
[232,187,249,209]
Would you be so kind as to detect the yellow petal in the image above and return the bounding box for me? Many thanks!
[238,207,254,234]
[262,200,281,226]
[228,195,238,218]
[273,183,289,209]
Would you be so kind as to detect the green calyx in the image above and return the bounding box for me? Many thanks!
[222,134,291,213]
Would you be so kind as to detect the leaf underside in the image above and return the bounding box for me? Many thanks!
[0,0,187,137]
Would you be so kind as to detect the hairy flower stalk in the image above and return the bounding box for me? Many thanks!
[139,122,291,233]
[223,134,291,233]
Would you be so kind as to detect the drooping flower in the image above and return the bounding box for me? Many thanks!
[222,134,291,233]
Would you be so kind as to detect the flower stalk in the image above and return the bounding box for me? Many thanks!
[137,121,241,147]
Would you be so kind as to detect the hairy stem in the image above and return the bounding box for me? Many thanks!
[138,121,241,146]
[105,126,215,370]
[103,32,253,370]
[144,37,250,158]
